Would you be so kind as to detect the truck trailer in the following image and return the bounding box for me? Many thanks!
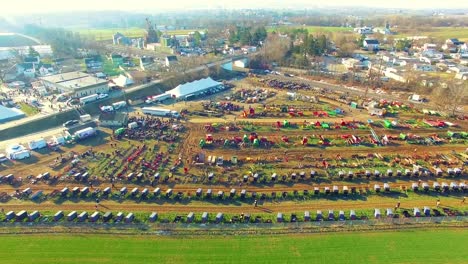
[112,101,127,110]
[28,138,47,150]
[79,94,99,105]
[74,127,96,140]
[141,107,180,118]
[145,93,172,104]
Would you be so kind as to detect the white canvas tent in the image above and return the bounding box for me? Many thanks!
[113,75,134,88]
[165,77,223,99]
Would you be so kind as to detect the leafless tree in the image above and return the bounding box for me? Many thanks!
[434,81,467,116]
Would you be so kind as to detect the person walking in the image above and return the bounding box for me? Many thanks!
[436,198,441,208]
[254,199,258,208]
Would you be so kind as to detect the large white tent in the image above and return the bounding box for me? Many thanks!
[113,75,134,88]
[165,77,223,99]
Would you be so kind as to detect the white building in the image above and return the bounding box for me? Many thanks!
[39,71,109,98]
[165,77,223,100]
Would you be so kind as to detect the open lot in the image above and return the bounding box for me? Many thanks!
[0,229,466,264]
[267,26,353,33]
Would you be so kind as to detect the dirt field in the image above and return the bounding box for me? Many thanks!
[0,77,467,223]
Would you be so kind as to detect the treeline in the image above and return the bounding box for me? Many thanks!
[228,26,268,46]
[23,24,88,56]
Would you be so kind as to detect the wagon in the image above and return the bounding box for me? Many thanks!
[441,182,449,192]
[271,173,277,181]
[154,173,160,181]
[90,211,100,222]
[252,192,257,199]
[299,171,306,179]
[343,186,349,195]
[454,168,462,176]
[240,189,246,198]
[195,188,202,197]
[120,187,127,195]
[243,175,248,182]
[81,187,89,196]
[291,173,297,180]
[422,182,429,192]
[115,212,124,222]
[304,211,311,221]
[136,172,143,181]
[433,182,441,191]
[316,210,323,221]
[447,168,454,176]
[149,212,158,222]
[42,172,50,180]
[230,189,236,198]
[411,183,418,191]
[413,207,421,217]
[324,187,330,194]
[22,187,32,196]
[328,210,335,221]
[67,211,77,221]
[350,210,356,220]
[206,189,212,198]
[77,211,88,222]
[413,169,420,177]
[386,208,393,218]
[201,212,209,223]
[131,188,139,197]
[405,169,411,177]
[333,186,339,194]
[208,172,214,181]
[450,182,459,191]
[276,213,283,223]
[435,168,443,176]
[125,213,134,223]
[374,209,381,219]
[314,187,320,195]
[103,212,113,222]
[338,171,345,178]
[460,182,466,191]
[310,170,316,178]
[339,211,345,221]
[153,187,161,196]
[72,187,80,195]
[81,172,89,181]
[365,170,371,178]
[423,207,431,217]
[253,173,259,182]
[30,191,43,200]
[303,189,309,196]
[165,189,173,197]
[384,183,390,192]
[187,212,194,223]
[217,190,224,199]
[73,173,81,181]
[374,184,381,192]
[348,171,354,179]
[387,169,393,177]
[351,187,357,194]
[396,170,402,176]
[54,211,64,221]
[103,187,111,196]
[141,188,149,198]
[28,211,40,222]
[374,170,381,178]
[290,213,297,222]
[60,187,69,197]
[5,211,15,221]
[127,172,134,180]
[216,213,224,223]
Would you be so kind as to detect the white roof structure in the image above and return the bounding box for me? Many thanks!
[113,75,134,88]
[166,77,222,98]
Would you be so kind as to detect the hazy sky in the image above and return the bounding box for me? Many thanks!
[3,0,468,14]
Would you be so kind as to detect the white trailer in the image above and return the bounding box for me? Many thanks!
[141,107,180,118]
[74,127,96,140]
[10,150,31,160]
[79,114,92,123]
[112,101,127,110]
[146,93,171,104]
[28,138,47,150]
[79,94,99,105]
[52,135,66,145]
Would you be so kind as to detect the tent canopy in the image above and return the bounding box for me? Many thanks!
[166,77,222,98]
[113,75,134,87]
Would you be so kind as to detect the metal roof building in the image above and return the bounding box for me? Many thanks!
[0,105,26,123]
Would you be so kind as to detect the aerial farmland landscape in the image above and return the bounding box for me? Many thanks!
[0,0,467,263]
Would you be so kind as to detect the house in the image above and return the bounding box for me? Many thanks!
[363,39,380,51]
[99,112,128,127]
[16,63,35,78]
[354,26,373,34]
[165,55,178,67]
[39,71,109,98]
[84,56,103,72]
[422,43,437,52]
[24,56,40,65]
[38,63,55,76]
[384,67,407,83]
[342,58,367,69]
[413,64,434,72]
[442,38,464,53]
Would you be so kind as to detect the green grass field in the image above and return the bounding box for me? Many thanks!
[267,26,352,34]
[396,27,468,41]
[0,229,466,263]
[18,102,40,116]
[76,28,204,41]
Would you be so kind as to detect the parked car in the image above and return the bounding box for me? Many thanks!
[97,93,109,99]
[63,120,79,127]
